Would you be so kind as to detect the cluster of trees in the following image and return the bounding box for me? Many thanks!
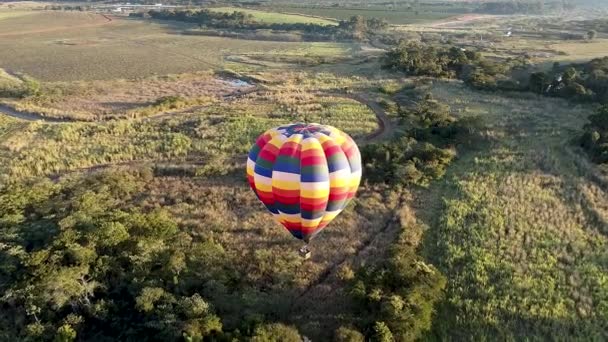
[527,58,608,103]
[363,94,480,187]
[385,43,608,104]
[348,226,447,341]
[147,9,387,41]
[0,170,315,341]
[0,171,223,340]
[581,105,608,164]
[385,42,483,79]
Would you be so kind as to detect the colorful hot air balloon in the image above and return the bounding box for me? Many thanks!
[247,123,362,245]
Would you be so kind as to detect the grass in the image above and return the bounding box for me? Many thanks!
[415,81,608,339]
[0,81,378,178]
[4,72,244,120]
[549,39,608,61]
[208,6,337,25]
[0,12,351,81]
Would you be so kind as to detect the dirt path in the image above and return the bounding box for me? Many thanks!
[0,13,113,38]
[0,104,69,123]
[428,14,496,28]
[318,91,394,143]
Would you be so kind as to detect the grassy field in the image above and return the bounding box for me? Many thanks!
[0,11,351,81]
[208,6,337,25]
[550,40,608,61]
[414,81,608,339]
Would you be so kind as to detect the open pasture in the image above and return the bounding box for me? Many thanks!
[550,39,608,61]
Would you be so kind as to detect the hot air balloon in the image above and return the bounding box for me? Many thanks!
[246,123,362,258]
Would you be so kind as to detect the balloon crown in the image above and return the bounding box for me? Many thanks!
[281,123,331,137]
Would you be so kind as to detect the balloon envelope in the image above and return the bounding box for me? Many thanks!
[247,123,362,242]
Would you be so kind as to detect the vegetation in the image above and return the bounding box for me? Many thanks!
[581,105,608,163]
[208,7,336,25]
[1,2,608,341]
[475,0,545,14]
[149,9,387,41]
[348,205,447,341]
[386,43,608,104]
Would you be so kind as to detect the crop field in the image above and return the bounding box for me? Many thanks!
[208,6,337,25]
[414,81,608,339]
[0,11,351,81]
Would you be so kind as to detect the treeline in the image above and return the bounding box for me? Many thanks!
[527,58,608,103]
[146,9,388,41]
[385,43,608,104]
[45,5,90,11]
[581,105,608,164]
[475,0,545,14]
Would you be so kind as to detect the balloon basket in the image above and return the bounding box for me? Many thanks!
[299,245,311,260]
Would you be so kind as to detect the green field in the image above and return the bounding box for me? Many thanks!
[0,11,349,81]
[209,6,337,25]
[419,82,608,339]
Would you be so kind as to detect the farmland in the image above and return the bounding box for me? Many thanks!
[0,11,351,81]
[1,1,608,341]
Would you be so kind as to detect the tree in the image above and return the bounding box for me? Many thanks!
[371,322,394,342]
[348,15,368,41]
[529,72,548,94]
[55,324,77,342]
[334,326,365,342]
[588,30,597,40]
[563,67,577,82]
[251,323,302,342]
